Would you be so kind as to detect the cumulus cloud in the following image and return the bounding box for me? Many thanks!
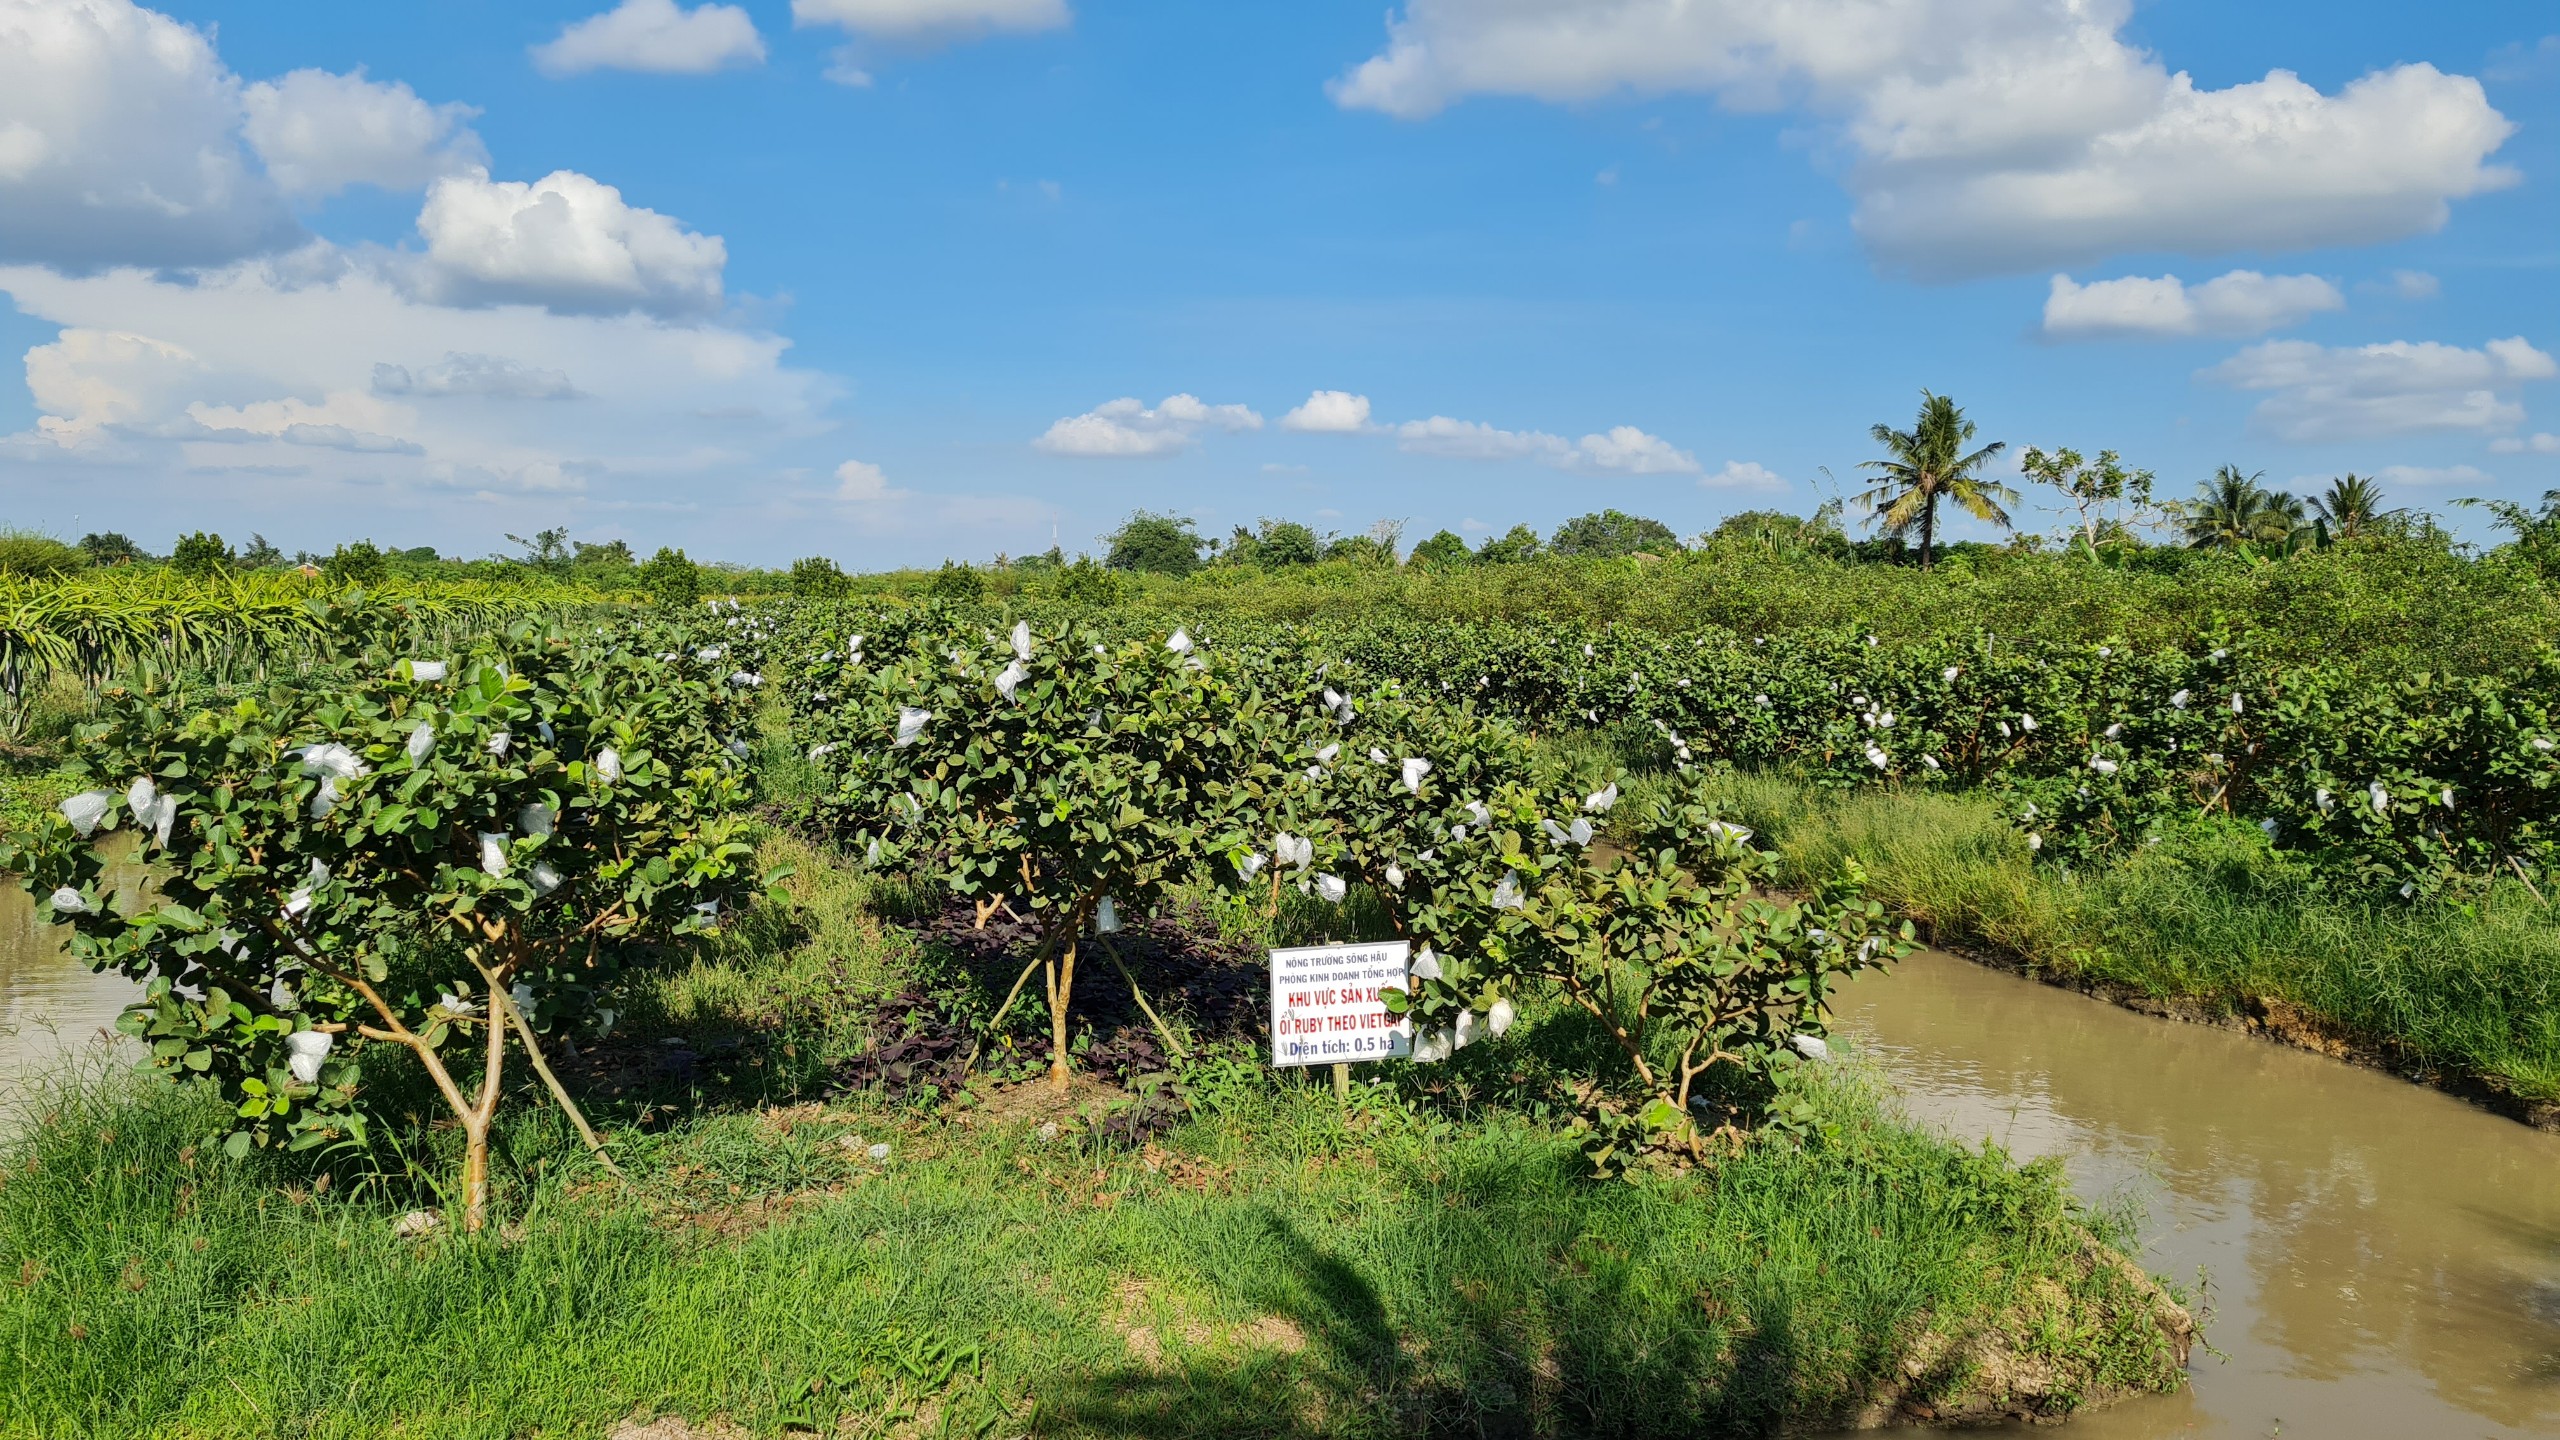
[1574,425,1700,474]
[1701,459,1787,489]
[1330,0,2517,277]
[2042,270,2344,340]
[2199,335,2557,441]
[1395,415,1698,473]
[791,0,1068,39]
[1034,394,1262,457]
[241,68,484,197]
[1,254,825,499]
[532,0,767,76]
[835,458,908,501]
[0,0,297,267]
[1280,389,1373,433]
[1394,415,1570,463]
[410,169,727,317]
[2489,433,2560,456]
[371,353,581,400]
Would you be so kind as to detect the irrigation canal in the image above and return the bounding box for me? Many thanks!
[5,885,2557,1436]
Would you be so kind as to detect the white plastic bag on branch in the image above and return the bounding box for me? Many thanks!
[284,859,329,918]
[406,722,436,763]
[1095,896,1121,933]
[1011,621,1032,660]
[1583,783,1618,814]
[1166,628,1193,654]
[996,660,1028,701]
[407,660,448,683]
[48,887,85,914]
[529,863,565,897]
[285,1030,334,1084]
[1273,832,1313,873]
[895,708,932,748]
[479,833,510,877]
[486,730,512,757]
[56,789,111,836]
[595,748,622,782]
[1384,864,1404,891]
[1235,852,1267,881]
[1401,758,1431,795]
[1491,871,1524,910]
[1313,874,1347,904]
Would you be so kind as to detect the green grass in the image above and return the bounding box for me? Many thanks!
[1692,772,2560,1103]
[0,832,2188,1438]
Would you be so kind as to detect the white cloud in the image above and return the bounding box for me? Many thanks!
[1395,415,1698,473]
[1395,415,1570,463]
[835,458,908,501]
[532,0,767,77]
[2199,335,2557,441]
[1,254,826,500]
[2385,269,2440,300]
[0,0,297,267]
[1034,393,1261,458]
[2043,270,2344,340]
[2370,463,2491,488]
[240,68,484,198]
[1575,425,1699,474]
[411,169,727,317]
[1701,459,1787,489]
[1279,389,1373,433]
[790,0,1068,40]
[1331,0,2517,277]
[2489,433,2560,456]
[371,353,581,400]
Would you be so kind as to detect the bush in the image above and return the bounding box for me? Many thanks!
[1104,511,1206,576]
[170,531,231,578]
[0,530,86,578]
[324,541,388,587]
[790,556,852,600]
[639,547,702,610]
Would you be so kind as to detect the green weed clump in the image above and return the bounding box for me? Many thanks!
[1702,774,2560,1102]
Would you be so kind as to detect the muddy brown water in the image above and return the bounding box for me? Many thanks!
[1832,949,2560,1438]
[0,862,141,1096]
[2,891,2556,1436]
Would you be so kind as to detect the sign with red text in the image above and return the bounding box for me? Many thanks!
[1269,940,1412,1067]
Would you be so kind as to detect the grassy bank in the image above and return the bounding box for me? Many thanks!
[1692,773,2560,1107]
[0,832,2189,1438]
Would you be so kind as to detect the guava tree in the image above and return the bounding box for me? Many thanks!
[3,606,769,1231]
[1391,775,1912,1170]
[811,618,1283,1088]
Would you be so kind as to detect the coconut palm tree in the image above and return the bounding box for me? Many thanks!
[2308,474,2399,541]
[2184,467,2305,549]
[1855,392,2014,569]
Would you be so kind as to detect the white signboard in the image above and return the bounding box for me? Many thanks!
[1269,940,1412,1067]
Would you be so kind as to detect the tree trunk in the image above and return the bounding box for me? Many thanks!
[1049,939,1078,1091]
[462,969,509,1233]
[1919,493,1937,570]
[461,1118,491,1233]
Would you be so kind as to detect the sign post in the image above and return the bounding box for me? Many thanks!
[1268,941,1411,1090]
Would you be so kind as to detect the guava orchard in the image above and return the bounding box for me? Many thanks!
[1269,941,1413,1067]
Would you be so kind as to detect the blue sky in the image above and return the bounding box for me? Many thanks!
[0,0,2553,566]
